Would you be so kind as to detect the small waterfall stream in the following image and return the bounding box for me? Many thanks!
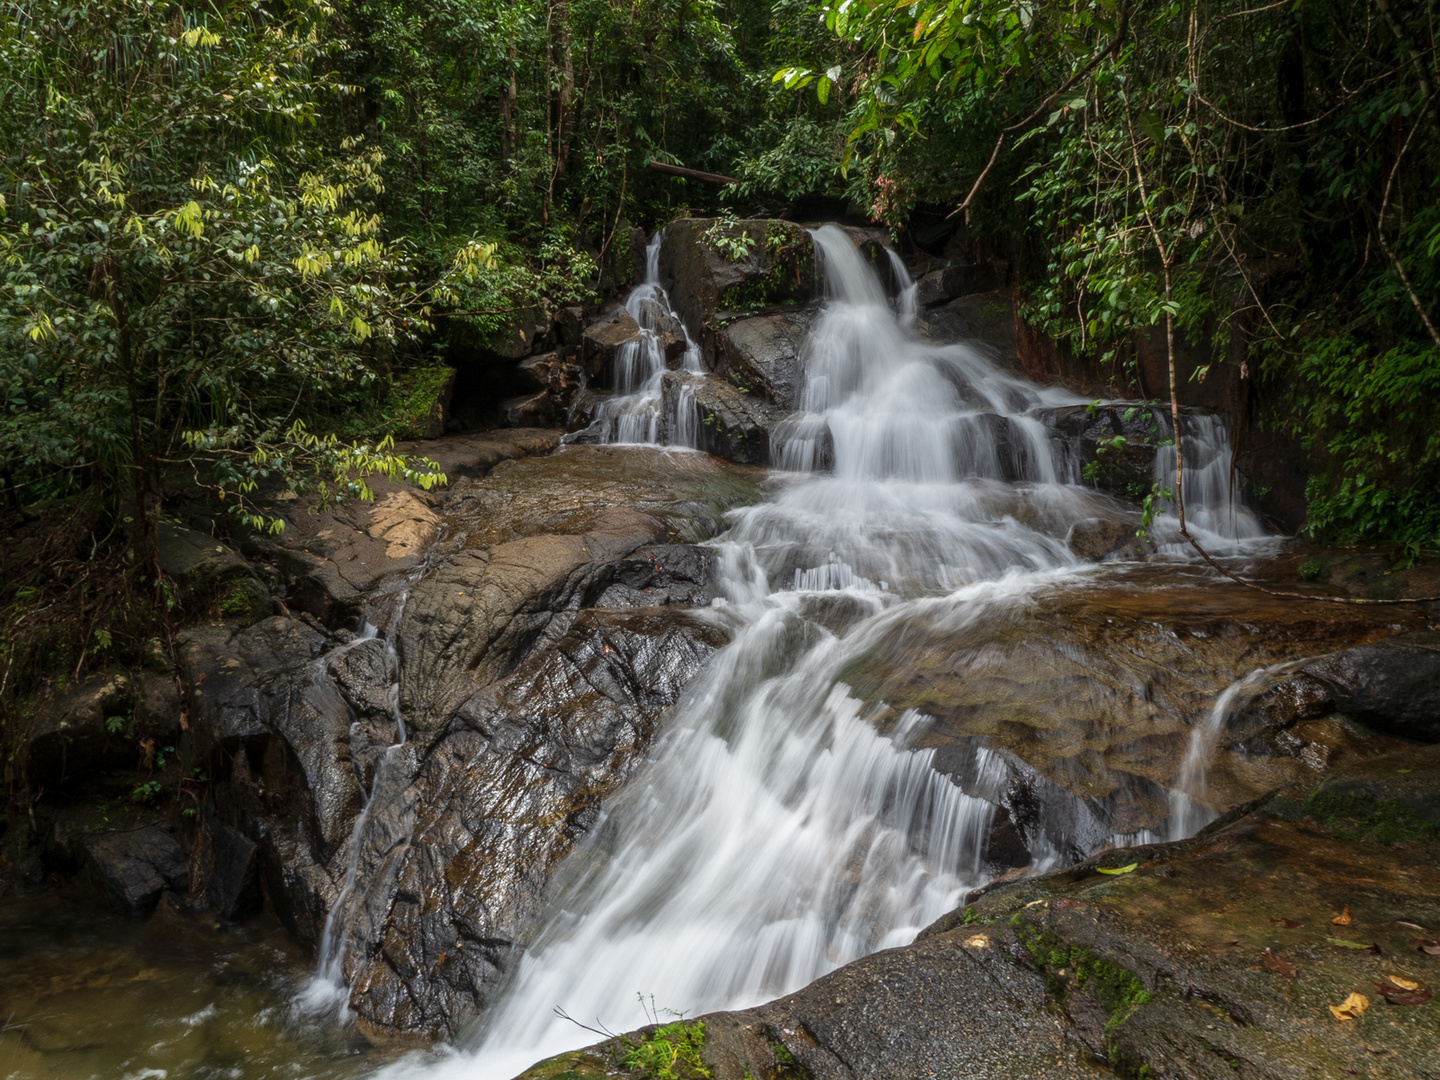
[588,234,704,444]
[412,227,1278,1077]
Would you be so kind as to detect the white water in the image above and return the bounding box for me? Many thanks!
[1152,411,1269,550]
[1166,656,1317,840]
[377,227,1273,1079]
[589,234,704,445]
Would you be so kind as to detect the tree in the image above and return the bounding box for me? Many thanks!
[0,0,470,569]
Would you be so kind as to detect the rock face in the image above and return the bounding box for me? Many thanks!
[915,290,1018,365]
[656,219,815,353]
[713,310,811,409]
[1038,401,1172,497]
[840,572,1424,868]
[661,372,787,465]
[83,825,189,916]
[1231,630,1440,745]
[517,744,1440,1080]
[180,440,768,1036]
[581,309,644,382]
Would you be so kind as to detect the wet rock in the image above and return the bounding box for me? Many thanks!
[1039,401,1171,499]
[193,818,260,920]
[768,413,834,472]
[84,825,188,916]
[181,617,360,855]
[661,372,786,465]
[524,745,1440,1080]
[556,306,585,348]
[915,290,1017,365]
[656,218,816,347]
[913,260,999,307]
[241,430,559,624]
[842,573,1425,862]
[500,391,558,428]
[336,607,734,1035]
[28,673,133,786]
[581,308,643,381]
[1066,515,1154,560]
[157,523,262,616]
[1293,631,1440,743]
[713,310,811,408]
[517,349,582,412]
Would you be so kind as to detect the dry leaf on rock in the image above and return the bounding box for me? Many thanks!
[1262,948,1297,978]
[1418,940,1440,956]
[1333,906,1353,926]
[1271,917,1301,929]
[1329,992,1369,1020]
[1370,984,1428,1013]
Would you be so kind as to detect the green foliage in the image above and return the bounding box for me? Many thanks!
[0,0,462,566]
[620,1020,710,1080]
[788,0,1440,548]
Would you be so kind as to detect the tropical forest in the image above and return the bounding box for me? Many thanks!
[2,2,1439,1078]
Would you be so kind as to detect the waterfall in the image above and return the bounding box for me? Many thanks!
[1152,412,1267,548]
[1166,656,1316,840]
[296,600,411,1020]
[444,228,1135,1077]
[369,226,1272,1079]
[589,233,704,445]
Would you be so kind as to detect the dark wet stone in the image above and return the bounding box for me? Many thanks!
[84,825,188,916]
[194,819,260,920]
[500,391,558,428]
[28,673,133,786]
[660,372,786,465]
[915,290,1018,365]
[656,218,815,349]
[714,310,811,409]
[337,607,734,1035]
[580,309,643,381]
[1297,631,1440,743]
[914,260,999,307]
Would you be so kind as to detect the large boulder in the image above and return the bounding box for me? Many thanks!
[656,219,816,354]
[1230,630,1440,745]
[336,606,733,1035]
[713,310,811,409]
[580,308,643,382]
[83,824,188,916]
[661,372,787,466]
[913,258,1001,308]
[915,289,1018,365]
[1038,402,1172,498]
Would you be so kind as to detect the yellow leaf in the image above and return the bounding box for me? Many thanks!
[1329,992,1368,1020]
[1097,862,1138,876]
[1332,906,1352,926]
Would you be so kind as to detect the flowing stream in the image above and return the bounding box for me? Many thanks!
[394,227,1277,1078]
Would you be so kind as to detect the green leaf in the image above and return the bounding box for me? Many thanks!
[1097,862,1139,876]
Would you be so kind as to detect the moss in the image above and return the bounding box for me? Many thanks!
[218,584,259,618]
[1014,922,1152,1040]
[383,365,455,440]
[1305,786,1440,843]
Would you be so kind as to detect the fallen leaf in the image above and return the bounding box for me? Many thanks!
[1271,918,1301,929]
[1374,981,1431,1006]
[1333,906,1353,926]
[1418,940,1440,956]
[1326,938,1382,954]
[1207,940,1241,950]
[1397,921,1428,931]
[1378,973,1422,991]
[1329,991,1369,1020]
[1097,862,1138,876]
[1262,949,1298,978]
[964,934,989,949]
[1055,899,1083,908]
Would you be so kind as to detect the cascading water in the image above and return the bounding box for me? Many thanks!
[1166,656,1317,840]
[1151,412,1268,548]
[425,227,1254,1078]
[370,227,1275,1079]
[588,234,704,444]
